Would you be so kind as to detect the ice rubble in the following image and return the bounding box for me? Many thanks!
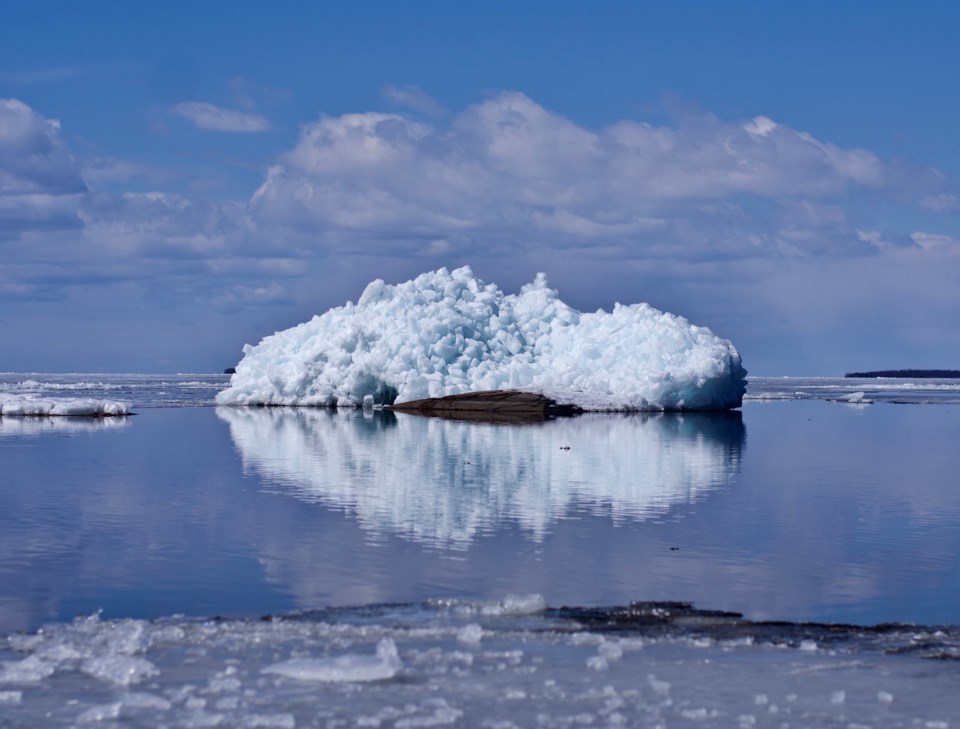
[217,267,746,411]
[3,603,960,728]
[0,395,130,417]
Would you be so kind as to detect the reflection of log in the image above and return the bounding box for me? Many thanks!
[389,390,582,424]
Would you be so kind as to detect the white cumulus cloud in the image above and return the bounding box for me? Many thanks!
[0,98,86,235]
[249,92,898,259]
[172,102,270,133]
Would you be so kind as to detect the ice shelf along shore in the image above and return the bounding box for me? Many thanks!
[217,267,747,411]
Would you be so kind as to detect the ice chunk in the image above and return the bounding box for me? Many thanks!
[77,702,122,723]
[0,655,55,683]
[836,391,873,404]
[262,638,401,682]
[457,624,484,644]
[0,395,130,416]
[81,655,159,685]
[480,594,547,616]
[217,267,746,411]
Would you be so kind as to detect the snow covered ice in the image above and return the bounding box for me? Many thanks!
[217,267,746,411]
[0,395,129,417]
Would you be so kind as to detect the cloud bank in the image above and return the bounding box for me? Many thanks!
[0,99,86,235]
[250,93,905,260]
[1,93,958,372]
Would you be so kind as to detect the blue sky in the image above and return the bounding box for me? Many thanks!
[1,1,958,374]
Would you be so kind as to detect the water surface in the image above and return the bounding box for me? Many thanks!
[3,385,959,633]
[3,374,960,727]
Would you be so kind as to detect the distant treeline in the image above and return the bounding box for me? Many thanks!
[845,369,960,379]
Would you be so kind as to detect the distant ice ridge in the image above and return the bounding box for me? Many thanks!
[217,267,746,411]
[0,396,129,417]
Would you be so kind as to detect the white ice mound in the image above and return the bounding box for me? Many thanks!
[217,267,746,411]
[0,396,130,417]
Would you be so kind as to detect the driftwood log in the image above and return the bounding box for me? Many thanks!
[388,390,581,424]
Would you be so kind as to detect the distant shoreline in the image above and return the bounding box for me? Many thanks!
[844,369,960,379]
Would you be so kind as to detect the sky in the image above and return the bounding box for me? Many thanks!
[1,1,958,375]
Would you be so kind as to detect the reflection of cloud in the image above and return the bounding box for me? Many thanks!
[217,408,744,546]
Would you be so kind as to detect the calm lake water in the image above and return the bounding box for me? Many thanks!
[2,375,959,633]
[3,374,960,727]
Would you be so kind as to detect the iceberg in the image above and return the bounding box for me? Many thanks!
[217,267,746,411]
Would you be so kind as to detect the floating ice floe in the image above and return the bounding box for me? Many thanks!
[217,267,746,411]
[0,396,130,417]
[834,391,873,404]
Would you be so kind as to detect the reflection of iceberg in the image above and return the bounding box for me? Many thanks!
[217,408,744,546]
[0,415,131,437]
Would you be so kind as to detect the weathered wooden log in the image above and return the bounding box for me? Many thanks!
[388,389,581,423]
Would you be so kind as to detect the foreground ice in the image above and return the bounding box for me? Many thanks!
[0,395,130,417]
[3,599,960,728]
[217,267,746,411]
[262,638,401,683]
